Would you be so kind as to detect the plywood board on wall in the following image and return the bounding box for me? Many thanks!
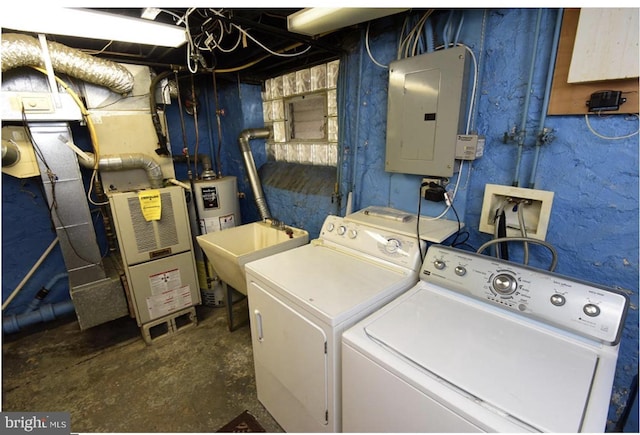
[568,8,639,83]
[548,8,639,115]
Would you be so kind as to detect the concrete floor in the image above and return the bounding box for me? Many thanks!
[1,301,283,433]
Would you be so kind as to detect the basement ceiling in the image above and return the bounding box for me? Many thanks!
[2,8,374,83]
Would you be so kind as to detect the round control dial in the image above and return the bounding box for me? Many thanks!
[454,266,466,276]
[433,260,446,270]
[348,229,358,239]
[337,225,347,236]
[326,223,335,232]
[492,273,518,296]
[550,294,566,306]
[385,238,401,253]
[583,303,601,317]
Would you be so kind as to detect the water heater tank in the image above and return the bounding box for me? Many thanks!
[187,176,241,302]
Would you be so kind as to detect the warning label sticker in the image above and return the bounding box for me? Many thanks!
[146,285,193,320]
[201,186,219,209]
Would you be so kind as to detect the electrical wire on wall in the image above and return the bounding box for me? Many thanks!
[368,9,481,228]
[176,8,312,74]
[585,113,639,140]
[28,66,110,209]
[420,41,478,223]
[20,110,100,266]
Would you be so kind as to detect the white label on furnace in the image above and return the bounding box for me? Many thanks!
[146,285,193,320]
[148,268,182,296]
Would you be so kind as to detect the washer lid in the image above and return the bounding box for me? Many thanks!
[364,285,599,433]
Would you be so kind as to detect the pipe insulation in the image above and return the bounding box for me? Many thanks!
[238,128,271,220]
[79,153,164,188]
[1,33,134,94]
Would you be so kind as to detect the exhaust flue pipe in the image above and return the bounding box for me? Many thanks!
[238,128,271,220]
[79,153,164,188]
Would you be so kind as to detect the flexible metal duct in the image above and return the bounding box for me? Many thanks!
[80,153,164,188]
[238,128,271,220]
[1,33,134,94]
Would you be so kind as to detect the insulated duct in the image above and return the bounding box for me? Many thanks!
[1,33,134,94]
[79,153,164,188]
[238,128,271,220]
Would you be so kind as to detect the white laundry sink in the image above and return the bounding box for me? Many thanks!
[196,221,309,295]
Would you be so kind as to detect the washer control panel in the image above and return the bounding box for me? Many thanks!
[422,245,629,345]
[319,215,423,272]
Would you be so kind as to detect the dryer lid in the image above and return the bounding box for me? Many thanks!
[364,285,599,433]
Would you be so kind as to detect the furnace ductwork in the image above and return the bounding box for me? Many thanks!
[80,153,164,188]
[1,33,134,94]
[238,128,271,220]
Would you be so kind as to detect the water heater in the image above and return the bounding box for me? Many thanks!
[187,176,241,305]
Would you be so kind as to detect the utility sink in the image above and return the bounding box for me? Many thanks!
[196,220,309,296]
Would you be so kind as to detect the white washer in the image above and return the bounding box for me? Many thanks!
[245,215,426,432]
[342,244,629,433]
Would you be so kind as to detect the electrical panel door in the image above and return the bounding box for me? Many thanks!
[385,46,470,177]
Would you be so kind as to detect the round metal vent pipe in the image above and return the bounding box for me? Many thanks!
[238,128,271,220]
[1,33,134,94]
[79,153,164,188]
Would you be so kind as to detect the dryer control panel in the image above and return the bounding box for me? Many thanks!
[319,215,423,272]
[421,245,629,346]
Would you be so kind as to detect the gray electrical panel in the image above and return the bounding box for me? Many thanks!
[385,46,470,177]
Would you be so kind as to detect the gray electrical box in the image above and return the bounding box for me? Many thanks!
[385,46,470,177]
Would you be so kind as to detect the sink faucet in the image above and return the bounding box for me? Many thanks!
[267,218,293,237]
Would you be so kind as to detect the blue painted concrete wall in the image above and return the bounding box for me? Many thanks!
[215,8,638,428]
[164,75,267,224]
[336,8,639,429]
[1,7,637,430]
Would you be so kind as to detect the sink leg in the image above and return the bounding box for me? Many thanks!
[223,281,249,332]
[223,281,234,332]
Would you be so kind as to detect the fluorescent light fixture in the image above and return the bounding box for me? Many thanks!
[287,8,408,36]
[0,8,187,47]
[141,7,162,21]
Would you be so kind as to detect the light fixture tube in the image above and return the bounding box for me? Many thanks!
[0,8,187,48]
[287,7,408,36]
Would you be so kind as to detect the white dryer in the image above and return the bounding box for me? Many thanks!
[245,214,426,432]
[342,244,629,432]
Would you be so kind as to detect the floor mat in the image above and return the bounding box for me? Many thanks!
[216,410,266,433]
